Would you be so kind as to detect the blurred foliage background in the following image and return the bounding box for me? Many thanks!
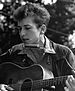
[0,0,75,54]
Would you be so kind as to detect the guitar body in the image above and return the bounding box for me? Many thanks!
[0,62,51,91]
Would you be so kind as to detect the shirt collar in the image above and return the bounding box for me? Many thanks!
[43,36,56,54]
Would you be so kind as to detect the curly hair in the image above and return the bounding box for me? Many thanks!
[13,2,50,28]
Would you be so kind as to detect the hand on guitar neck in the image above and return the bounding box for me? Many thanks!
[64,75,75,91]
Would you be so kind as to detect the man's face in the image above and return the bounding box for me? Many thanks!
[18,17,42,44]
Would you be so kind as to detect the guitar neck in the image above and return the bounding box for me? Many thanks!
[32,75,71,89]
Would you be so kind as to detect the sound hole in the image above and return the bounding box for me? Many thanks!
[21,78,32,91]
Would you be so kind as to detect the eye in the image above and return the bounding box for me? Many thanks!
[25,27,31,30]
[17,26,22,32]
[24,26,31,30]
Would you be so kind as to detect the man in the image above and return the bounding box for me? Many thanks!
[0,2,75,91]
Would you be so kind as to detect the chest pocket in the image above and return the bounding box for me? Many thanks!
[10,54,34,67]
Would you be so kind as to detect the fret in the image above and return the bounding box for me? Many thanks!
[32,75,70,89]
[60,0,74,3]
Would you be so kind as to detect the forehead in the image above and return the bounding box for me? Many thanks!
[18,17,36,27]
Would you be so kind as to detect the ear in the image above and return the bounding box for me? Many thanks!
[40,24,46,34]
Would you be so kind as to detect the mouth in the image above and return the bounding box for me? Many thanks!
[21,38,30,42]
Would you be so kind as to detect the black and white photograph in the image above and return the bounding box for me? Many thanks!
[0,0,75,91]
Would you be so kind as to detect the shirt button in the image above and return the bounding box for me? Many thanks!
[47,61,51,65]
[22,58,26,62]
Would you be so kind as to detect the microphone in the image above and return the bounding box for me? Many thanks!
[25,44,44,50]
[25,44,40,48]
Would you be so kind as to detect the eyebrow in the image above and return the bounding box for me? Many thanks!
[18,25,32,27]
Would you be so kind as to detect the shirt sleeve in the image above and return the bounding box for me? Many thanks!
[66,47,75,71]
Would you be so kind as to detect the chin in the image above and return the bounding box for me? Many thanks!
[23,41,32,44]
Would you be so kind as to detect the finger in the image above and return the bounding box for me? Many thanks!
[64,87,69,91]
[4,85,14,91]
[66,79,71,89]
[67,75,75,88]
[68,75,74,81]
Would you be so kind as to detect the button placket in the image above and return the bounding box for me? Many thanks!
[47,55,52,65]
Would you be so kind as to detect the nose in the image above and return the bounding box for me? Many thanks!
[20,28,26,36]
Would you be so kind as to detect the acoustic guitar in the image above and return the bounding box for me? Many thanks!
[0,62,71,91]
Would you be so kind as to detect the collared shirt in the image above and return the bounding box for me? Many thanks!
[8,35,56,64]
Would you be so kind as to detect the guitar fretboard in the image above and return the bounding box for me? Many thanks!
[32,75,71,89]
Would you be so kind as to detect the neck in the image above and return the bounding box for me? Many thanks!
[39,35,45,47]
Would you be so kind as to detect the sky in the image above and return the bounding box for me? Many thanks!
[41,0,57,5]
[68,31,75,48]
